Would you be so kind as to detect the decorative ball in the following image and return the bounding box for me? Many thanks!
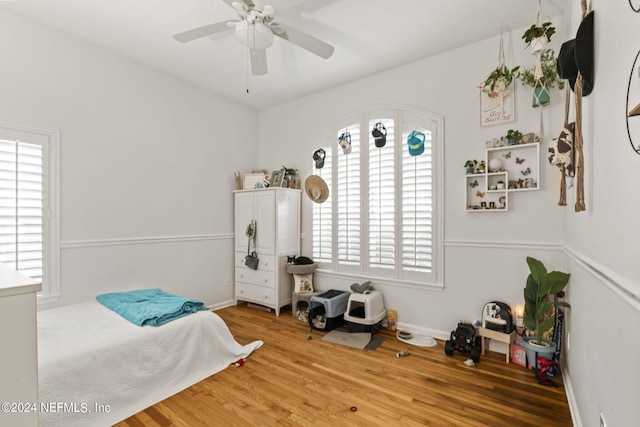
[489,158,502,171]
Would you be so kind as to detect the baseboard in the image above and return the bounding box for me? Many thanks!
[562,368,582,427]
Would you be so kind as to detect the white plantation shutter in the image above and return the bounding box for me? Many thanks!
[312,108,440,285]
[368,118,395,270]
[0,139,43,280]
[402,129,433,272]
[337,124,360,265]
[312,150,332,262]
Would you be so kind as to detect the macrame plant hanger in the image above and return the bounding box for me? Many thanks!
[497,27,507,118]
[533,0,547,141]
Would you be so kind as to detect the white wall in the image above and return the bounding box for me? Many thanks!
[0,8,259,308]
[560,1,640,426]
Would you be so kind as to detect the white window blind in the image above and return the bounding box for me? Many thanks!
[368,118,395,269]
[401,129,433,271]
[337,124,360,265]
[0,122,59,301]
[311,109,440,285]
[0,139,43,280]
[312,149,333,263]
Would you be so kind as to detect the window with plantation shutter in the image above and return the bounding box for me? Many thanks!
[0,123,59,300]
[311,108,442,287]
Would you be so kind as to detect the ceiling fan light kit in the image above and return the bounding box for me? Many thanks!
[173,0,334,76]
[235,20,274,50]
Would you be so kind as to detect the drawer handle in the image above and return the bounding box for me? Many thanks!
[264,294,268,299]
[239,289,244,294]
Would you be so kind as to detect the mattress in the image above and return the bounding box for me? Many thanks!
[37,300,263,426]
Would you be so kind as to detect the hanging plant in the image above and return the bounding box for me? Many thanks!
[517,49,565,107]
[522,21,556,52]
[481,64,520,98]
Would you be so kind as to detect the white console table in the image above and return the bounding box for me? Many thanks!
[0,263,41,427]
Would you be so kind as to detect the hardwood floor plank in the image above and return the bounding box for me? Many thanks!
[116,304,572,426]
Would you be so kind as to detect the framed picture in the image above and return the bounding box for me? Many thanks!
[480,84,516,127]
[269,169,285,187]
[243,173,266,190]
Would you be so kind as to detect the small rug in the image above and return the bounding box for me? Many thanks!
[321,329,385,350]
[322,330,371,349]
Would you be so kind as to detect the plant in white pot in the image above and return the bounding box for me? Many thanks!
[481,64,520,99]
[522,21,556,53]
[522,257,570,368]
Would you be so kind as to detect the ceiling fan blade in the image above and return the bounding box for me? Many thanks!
[221,0,254,10]
[250,49,268,75]
[173,21,231,43]
[273,23,334,59]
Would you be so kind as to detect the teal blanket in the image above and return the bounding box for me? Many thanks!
[96,288,208,326]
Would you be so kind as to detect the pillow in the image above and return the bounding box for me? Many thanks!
[293,274,313,293]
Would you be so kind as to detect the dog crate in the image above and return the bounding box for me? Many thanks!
[343,290,386,333]
[308,289,349,331]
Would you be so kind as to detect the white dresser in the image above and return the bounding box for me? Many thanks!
[0,263,41,427]
[234,188,300,316]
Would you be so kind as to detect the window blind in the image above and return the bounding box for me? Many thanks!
[0,139,43,280]
[336,124,360,265]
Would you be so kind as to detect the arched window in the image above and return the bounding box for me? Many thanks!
[311,108,443,288]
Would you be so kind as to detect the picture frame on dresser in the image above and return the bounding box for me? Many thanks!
[269,169,284,187]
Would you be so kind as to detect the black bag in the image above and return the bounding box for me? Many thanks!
[244,220,259,270]
[482,301,514,333]
[245,251,259,270]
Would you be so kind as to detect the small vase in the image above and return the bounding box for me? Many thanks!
[532,86,550,108]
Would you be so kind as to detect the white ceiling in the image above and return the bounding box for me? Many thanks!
[2,0,565,110]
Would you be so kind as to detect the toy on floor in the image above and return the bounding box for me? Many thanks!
[232,358,246,367]
[535,357,560,387]
[444,321,481,363]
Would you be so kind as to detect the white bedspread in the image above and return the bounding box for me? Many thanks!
[37,300,263,426]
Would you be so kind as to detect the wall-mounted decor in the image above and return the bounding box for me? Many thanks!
[630,0,640,13]
[626,49,640,155]
[480,28,517,127]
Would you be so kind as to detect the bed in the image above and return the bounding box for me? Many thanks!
[37,300,263,427]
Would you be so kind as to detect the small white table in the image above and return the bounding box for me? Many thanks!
[479,327,515,363]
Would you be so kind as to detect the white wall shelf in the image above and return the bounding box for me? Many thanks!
[465,142,539,212]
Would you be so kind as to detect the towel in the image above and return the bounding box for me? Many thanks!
[96,288,208,326]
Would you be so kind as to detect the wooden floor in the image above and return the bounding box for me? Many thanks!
[116,304,572,426]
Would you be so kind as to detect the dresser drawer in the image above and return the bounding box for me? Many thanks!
[235,268,274,288]
[236,282,275,305]
[235,252,276,272]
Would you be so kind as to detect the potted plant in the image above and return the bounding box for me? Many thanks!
[464,160,477,174]
[506,129,523,145]
[481,64,520,99]
[496,180,505,190]
[521,257,570,368]
[522,21,556,53]
[517,49,565,107]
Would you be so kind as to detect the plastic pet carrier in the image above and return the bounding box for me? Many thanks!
[308,289,349,331]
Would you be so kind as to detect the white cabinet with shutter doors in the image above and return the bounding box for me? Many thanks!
[234,187,300,315]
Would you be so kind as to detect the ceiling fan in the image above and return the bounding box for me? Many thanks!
[173,0,335,75]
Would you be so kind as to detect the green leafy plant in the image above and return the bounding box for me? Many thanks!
[506,129,523,142]
[517,49,565,90]
[523,257,571,345]
[522,22,556,47]
[481,64,520,98]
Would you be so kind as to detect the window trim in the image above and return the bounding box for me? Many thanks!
[0,120,60,303]
[308,104,444,290]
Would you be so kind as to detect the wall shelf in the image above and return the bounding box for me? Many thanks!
[465,142,539,212]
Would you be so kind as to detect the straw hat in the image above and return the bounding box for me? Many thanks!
[304,175,329,203]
